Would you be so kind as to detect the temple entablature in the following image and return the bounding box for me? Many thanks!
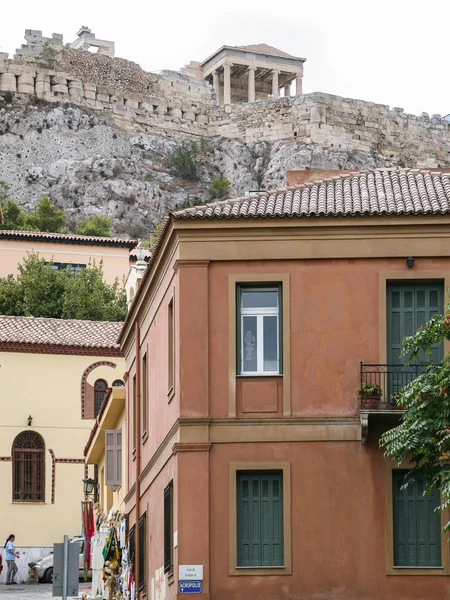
[182,43,306,105]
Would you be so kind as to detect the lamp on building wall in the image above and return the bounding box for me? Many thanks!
[82,477,97,497]
[27,415,33,426]
[406,257,415,269]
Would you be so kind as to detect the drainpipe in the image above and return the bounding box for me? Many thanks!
[135,322,141,596]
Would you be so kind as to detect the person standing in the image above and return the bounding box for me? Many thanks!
[4,535,19,585]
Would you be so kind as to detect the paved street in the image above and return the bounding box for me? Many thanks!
[0,583,91,600]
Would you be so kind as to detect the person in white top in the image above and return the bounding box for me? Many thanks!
[4,535,19,585]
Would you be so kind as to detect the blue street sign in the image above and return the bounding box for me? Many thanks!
[179,581,203,594]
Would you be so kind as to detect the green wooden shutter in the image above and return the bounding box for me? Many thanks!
[387,283,443,394]
[237,472,283,567]
[138,513,146,591]
[164,482,173,573]
[387,283,443,366]
[392,471,441,567]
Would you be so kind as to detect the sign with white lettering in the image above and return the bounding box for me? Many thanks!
[178,565,203,581]
[179,581,203,594]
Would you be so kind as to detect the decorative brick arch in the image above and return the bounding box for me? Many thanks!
[81,361,117,419]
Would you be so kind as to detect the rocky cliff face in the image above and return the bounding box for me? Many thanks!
[0,94,405,237]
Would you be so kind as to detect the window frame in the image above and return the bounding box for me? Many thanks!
[228,274,291,418]
[138,513,146,592]
[12,431,46,503]
[237,285,282,376]
[384,462,450,575]
[132,374,137,453]
[129,524,135,570]
[229,462,291,576]
[168,297,175,398]
[94,379,108,418]
[164,481,173,575]
[378,272,450,365]
[142,353,148,439]
[236,471,284,568]
[392,470,441,568]
[105,429,122,489]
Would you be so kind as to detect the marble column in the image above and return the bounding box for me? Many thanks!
[223,62,232,105]
[212,70,220,104]
[284,83,291,97]
[248,66,256,102]
[271,69,280,98]
[295,74,302,96]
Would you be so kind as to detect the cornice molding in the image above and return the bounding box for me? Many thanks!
[172,442,212,454]
[0,342,123,357]
[173,259,210,273]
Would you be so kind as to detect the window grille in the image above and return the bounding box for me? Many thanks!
[94,379,108,417]
[13,432,45,503]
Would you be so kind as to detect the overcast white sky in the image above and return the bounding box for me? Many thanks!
[2,0,449,117]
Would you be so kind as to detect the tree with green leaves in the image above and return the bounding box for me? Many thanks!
[76,215,112,237]
[169,141,201,181]
[210,176,231,199]
[0,193,67,233]
[25,196,66,233]
[380,310,450,529]
[0,180,9,204]
[61,261,126,321]
[0,253,127,321]
[0,199,31,230]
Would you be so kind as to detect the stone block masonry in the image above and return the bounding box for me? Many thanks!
[0,50,450,168]
[0,57,213,138]
[207,94,450,168]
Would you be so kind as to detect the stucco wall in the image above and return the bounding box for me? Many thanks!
[208,441,450,600]
[207,257,450,419]
[0,351,125,547]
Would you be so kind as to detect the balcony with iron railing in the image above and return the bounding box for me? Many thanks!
[359,362,429,443]
[359,362,429,410]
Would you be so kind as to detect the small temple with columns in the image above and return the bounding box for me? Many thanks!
[182,43,305,105]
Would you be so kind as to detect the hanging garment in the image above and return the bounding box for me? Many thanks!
[81,500,95,576]
[91,531,108,597]
[119,519,126,549]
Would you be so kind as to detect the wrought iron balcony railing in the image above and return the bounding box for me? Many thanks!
[359,363,429,410]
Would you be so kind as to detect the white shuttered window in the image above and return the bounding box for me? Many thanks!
[105,429,122,488]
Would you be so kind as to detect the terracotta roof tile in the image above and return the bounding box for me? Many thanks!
[0,316,122,349]
[173,170,450,221]
[0,229,137,248]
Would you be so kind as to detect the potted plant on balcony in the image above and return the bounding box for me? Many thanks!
[389,392,403,410]
[357,382,383,409]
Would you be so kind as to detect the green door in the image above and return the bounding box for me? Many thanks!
[237,472,283,567]
[393,471,441,567]
[387,283,443,395]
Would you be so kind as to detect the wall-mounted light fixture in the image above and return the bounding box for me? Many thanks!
[406,257,415,269]
[27,415,33,426]
[82,477,97,497]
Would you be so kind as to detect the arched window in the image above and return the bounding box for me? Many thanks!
[13,432,45,502]
[112,379,124,388]
[94,379,108,417]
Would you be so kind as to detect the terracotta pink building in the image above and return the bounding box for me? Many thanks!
[119,169,450,600]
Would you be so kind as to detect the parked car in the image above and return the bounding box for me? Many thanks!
[34,537,91,583]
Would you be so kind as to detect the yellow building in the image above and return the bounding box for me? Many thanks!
[84,385,126,516]
[0,315,125,581]
[0,230,138,284]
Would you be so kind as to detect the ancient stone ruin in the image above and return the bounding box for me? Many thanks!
[0,28,449,169]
